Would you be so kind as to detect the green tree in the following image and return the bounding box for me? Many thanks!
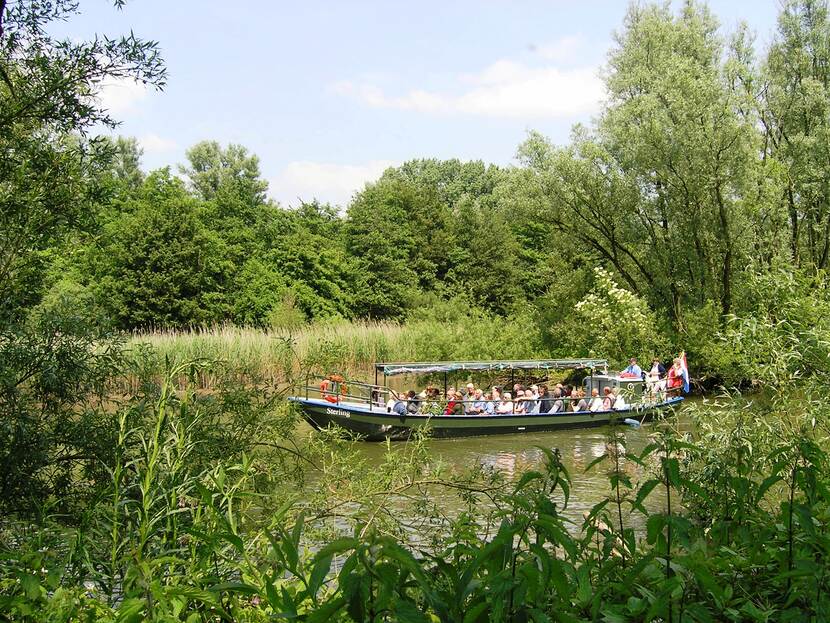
[446,197,522,313]
[180,140,269,207]
[381,158,504,211]
[107,136,145,191]
[0,1,164,318]
[345,179,421,319]
[0,0,165,512]
[349,159,514,316]
[763,0,830,270]
[506,2,768,326]
[89,171,228,328]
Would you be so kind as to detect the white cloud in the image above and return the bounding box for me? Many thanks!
[96,78,148,116]
[138,133,177,154]
[270,159,397,208]
[332,43,604,119]
[533,35,586,63]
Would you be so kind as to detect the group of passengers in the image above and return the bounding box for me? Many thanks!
[385,381,629,417]
[623,356,686,396]
[379,355,688,417]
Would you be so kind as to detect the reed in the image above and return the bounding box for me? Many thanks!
[128,316,543,387]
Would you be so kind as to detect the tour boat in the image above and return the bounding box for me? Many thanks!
[289,359,683,441]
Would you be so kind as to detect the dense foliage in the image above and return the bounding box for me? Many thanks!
[2,371,828,621]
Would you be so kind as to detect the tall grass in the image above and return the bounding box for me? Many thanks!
[129,315,544,388]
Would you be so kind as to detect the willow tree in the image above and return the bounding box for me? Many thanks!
[507,1,769,325]
[763,0,830,270]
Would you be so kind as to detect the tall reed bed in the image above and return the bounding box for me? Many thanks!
[128,315,544,388]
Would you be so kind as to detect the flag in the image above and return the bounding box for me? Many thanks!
[680,351,690,393]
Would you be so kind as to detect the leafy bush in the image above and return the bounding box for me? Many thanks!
[553,266,668,368]
[5,389,828,621]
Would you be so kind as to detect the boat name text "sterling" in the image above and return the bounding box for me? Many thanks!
[326,408,351,418]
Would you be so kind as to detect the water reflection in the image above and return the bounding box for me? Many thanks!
[353,418,678,528]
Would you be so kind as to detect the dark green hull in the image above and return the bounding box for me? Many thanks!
[289,397,684,441]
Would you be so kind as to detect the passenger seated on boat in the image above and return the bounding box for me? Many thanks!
[483,392,496,415]
[571,389,588,412]
[548,389,565,414]
[602,387,615,410]
[538,385,551,413]
[468,388,489,415]
[513,390,527,414]
[621,357,642,378]
[464,383,476,399]
[612,388,628,411]
[406,390,420,414]
[418,385,434,400]
[589,389,604,412]
[444,389,465,415]
[649,358,667,380]
[491,386,502,401]
[496,392,514,414]
[392,394,408,416]
[386,392,398,413]
[525,384,540,413]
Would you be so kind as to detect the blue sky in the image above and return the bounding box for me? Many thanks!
[58,1,780,207]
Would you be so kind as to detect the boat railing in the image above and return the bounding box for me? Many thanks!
[302,376,394,411]
[298,378,679,415]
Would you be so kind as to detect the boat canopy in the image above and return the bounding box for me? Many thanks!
[375,359,608,377]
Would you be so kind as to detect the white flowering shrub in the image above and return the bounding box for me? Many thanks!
[569,266,666,368]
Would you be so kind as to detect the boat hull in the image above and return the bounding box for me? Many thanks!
[289,397,684,441]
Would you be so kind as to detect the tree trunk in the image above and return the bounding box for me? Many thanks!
[787,185,800,265]
[714,183,732,316]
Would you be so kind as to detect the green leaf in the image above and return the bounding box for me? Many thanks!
[314,537,359,560]
[220,531,244,553]
[639,443,661,460]
[755,474,783,502]
[292,512,305,552]
[394,598,431,623]
[165,586,219,605]
[584,453,609,473]
[583,499,610,530]
[283,528,299,571]
[266,579,281,610]
[281,585,298,616]
[515,470,544,491]
[665,458,681,487]
[306,596,348,623]
[646,514,665,545]
[20,573,40,601]
[462,601,490,623]
[309,553,333,598]
[115,598,145,623]
[632,478,661,513]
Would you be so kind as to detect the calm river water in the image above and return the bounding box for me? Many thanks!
[339,401,695,528]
